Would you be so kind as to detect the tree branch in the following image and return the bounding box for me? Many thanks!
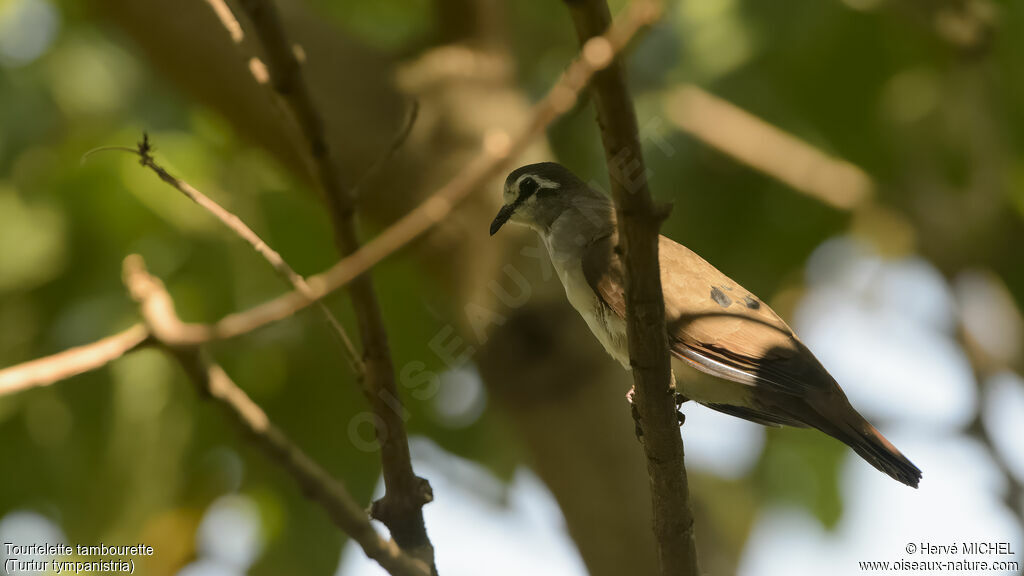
[233,0,436,565]
[0,325,150,396]
[0,1,660,401]
[85,135,365,373]
[955,320,1024,528]
[121,254,430,576]
[563,1,699,575]
[664,85,874,211]
[210,0,664,339]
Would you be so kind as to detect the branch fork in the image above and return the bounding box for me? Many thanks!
[122,254,430,576]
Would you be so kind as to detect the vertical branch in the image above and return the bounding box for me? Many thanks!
[234,0,435,568]
[563,1,699,575]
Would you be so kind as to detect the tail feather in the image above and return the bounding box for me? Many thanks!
[826,412,922,488]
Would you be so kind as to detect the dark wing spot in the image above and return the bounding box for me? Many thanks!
[743,295,761,310]
[710,287,732,308]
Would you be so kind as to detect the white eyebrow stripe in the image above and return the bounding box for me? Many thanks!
[513,173,560,193]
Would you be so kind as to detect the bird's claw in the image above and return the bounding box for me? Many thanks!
[674,391,689,427]
[628,385,687,431]
[674,391,689,408]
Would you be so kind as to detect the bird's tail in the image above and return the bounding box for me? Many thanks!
[817,403,922,488]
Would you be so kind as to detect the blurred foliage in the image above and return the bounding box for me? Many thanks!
[308,0,433,51]
[0,0,1021,574]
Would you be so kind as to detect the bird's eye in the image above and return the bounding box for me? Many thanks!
[519,177,539,198]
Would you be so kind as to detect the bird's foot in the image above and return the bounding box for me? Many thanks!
[673,391,689,427]
[674,391,690,408]
[627,385,687,430]
[626,386,645,439]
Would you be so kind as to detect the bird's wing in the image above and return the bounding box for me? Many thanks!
[582,233,833,397]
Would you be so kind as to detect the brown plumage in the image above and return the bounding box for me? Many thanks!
[585,232,922,487]
[491,162,922,487]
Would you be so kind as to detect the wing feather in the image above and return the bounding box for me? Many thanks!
[582,233,834,397]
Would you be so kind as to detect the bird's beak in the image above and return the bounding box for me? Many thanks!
[489,204,516,236]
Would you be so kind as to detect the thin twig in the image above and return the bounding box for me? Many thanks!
[87,135,364,373]
[563,1,699,575]
[212,0,663,336]
[0,2,661,401]
[203,0,244,43]
[350,100,420,199]
[0,325,150,396]
[121,254,430,576]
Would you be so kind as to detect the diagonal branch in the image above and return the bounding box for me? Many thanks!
[0,2,661,403]
[206,0,664,341]
[121,254,429,576]
[0,325,151,396]
[663,85,874,211]
[563,1,699,575]
[86,135,365,373]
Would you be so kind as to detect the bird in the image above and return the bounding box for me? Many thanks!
[489,162,922,488]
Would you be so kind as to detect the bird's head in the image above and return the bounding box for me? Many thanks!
[490,162,607,236]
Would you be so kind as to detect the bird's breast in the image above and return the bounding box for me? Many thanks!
[551,254,630,369]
